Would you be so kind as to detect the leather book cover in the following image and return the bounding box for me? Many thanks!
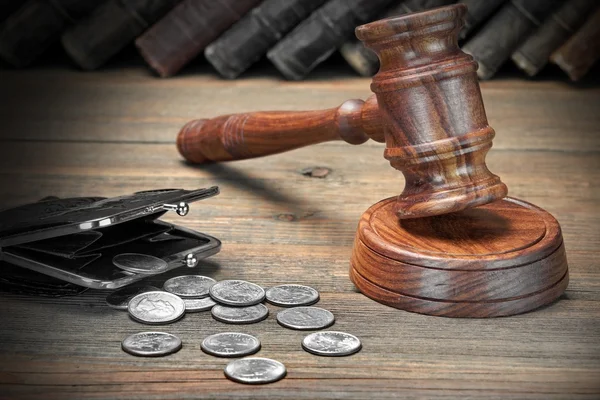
[135,0,262,78]
[458,0,506,40]
[205,0,327,79]
[550,7,600,81]
[512,0,597,76]
[462,0,564,80]
[61,0,181,70]
[266,0,394,80]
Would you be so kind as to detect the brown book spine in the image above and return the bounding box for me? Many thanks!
[550,7,600,81]
[0,0,100,67]
[512,0,597,76]
[462,0,564,80]
[61,0,182,71]
[340,0,456,77]
[266,0,394,80]
[458,0,506,40]
[205,0,327,79]
[135,0,261,78]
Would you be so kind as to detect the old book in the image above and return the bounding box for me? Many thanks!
[462,0,564,80]
[61,0,181,71]
[205,0,327,79]
[266,0,394,80]
[550,7,600,81]
[0,0,21,23]
[458,0,506,40]
[340,0,456,77]
[511,0,597,76]
[135,0,261,78]
[0,0,100,67]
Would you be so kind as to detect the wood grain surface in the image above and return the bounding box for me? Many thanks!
[0,66,599,399]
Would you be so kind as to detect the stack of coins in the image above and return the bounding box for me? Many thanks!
[110,276,362,384]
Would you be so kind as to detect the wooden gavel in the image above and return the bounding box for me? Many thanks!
[177,4,508,219]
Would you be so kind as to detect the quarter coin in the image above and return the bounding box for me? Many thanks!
[121,331,182,357]
[211,303,269,324]
[265,284,319,307]
[113,253,169,274]
[128,291,185,325]
[201,332,261,357]
[276,306,334,330]
[209,280,265,306]
[302,331,362,356]
[106,285,159,310]
[224,357,286,384]
[163,275,216,298]
[184,297,216,313]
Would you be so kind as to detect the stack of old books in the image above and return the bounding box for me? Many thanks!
[0,0,598,81]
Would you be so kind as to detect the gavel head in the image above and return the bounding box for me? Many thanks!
[357,4,507,219]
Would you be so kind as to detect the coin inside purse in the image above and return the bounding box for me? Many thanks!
[2,220,220,289]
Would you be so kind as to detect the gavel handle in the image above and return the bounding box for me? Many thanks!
[177,95,383,164]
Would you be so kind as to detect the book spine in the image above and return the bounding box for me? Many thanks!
[458,0,506,40]
[135,0,261,78]
[340,0,456,77]
[267,0,394,80]
[0,0,22,23]
[61,0,181,71]
[550,7,600,81]
[0,0,99,67]
[462,0,564,80]
[511,0,597,76]
[205,0,327,79]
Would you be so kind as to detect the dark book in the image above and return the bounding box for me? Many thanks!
[0,0,100,67]
[458,0,506,40]
[266,0,394,80]
[550,7,600,81]
[340,0,456,77]
[205,0,327,79]
[135,0,261,78]
[0,0,21,23]
[61,0,181,71]
[511,0,597,76]
[462,0,564,80]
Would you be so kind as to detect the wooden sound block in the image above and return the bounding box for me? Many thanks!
[350,197,569,318]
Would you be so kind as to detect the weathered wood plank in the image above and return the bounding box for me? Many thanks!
[0,68,598,152]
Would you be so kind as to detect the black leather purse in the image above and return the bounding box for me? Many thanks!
[0,187,221,296]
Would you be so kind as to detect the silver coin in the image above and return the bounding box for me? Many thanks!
[302,331,362,356]
[265,284,319,307]
[105,285,159,310]
[113,253,169,275]
[212,303,269,324]
[121,331,182,357]
[184,297,216,313]
[209,280,265,306]
[224,357,286,384]
[163,275,216,298]
[128,291,185,325]
[201,332,261,358]
[276,306,334,330]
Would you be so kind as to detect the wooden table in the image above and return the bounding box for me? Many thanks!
[0,67,599,399]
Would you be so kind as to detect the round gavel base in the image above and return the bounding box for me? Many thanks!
[350,197,569,318]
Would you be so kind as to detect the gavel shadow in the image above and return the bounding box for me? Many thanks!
[182,161,354,241]
[183,161,305,208]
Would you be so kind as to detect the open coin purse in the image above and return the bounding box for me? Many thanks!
[0,188,221,296]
